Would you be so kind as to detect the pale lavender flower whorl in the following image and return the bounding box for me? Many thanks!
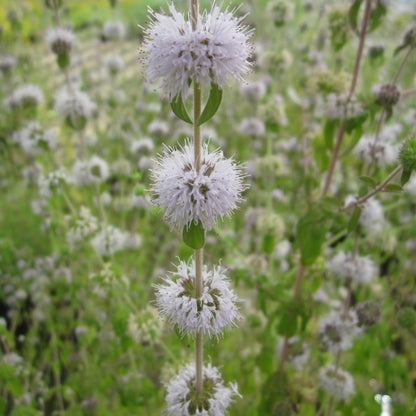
[141,3,253,101]
[165,362,240,415]
[150,141,247,231]
[154,259,240,338]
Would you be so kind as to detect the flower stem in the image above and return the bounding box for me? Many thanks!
[321,0,372,197]
[191,0,203,396]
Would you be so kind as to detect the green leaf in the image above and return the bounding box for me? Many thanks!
[348,0,363,34]
[262,234,275,254]
[196,83,223,126]
[296,205,328,266]
[340,125,363,157]
[170,94,192,124]
[383,184,403,193]
[401,169,412,186]
[393,44,407,56]
[57,52,70,69]
[277,310,298,337]
[324,120,337,149]
[369,0,387,32]
[66,115,87,130]
[359,176,377,187]
[348,207,362,231]
[183,221,205,249]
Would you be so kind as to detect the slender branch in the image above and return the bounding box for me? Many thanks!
[321,0,372,197]
[277,264,307,381]
[342,165,402,211]
[401,87,416,98]
[392,46,414,85]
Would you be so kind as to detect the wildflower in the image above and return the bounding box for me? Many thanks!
[318,365,355,401]
[326,250,377,285]
[55,88,96,128]
[355,300,382,329]
[91,225,125,257]
[7,84,44,108]
[66,206,99,246]
[45,27,75,55]
[72,155,109,186]
[141,4,253,101]
[353,132,398,166]
[148,119,169,136]
[319,310,360,353]
[12,122,58,156]
[165,362,240,415]
[326,93,364,120]
[276,336,310,370]
[103,21,126,40]
[127,305,163,346]
[238,117,265,137]
[105,54,125,75]
[239,80,267,101]
[150,141,246,231]
[0,55,15,73]
[154,259,240,338]
[130,138,155,156]
[374,84,401,109]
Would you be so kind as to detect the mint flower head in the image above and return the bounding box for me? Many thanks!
[141,3,253,101]
[154,259,240,338]
[150,141,247,232]
[165,362,240,415]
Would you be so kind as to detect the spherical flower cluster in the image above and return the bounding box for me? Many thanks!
[276,336,310,371]
[319,310,360,353]
[165,362,240,416]
[55,88,96,125]
[142,4,253,101]
[150,141,247,231]
[326,93,364,121]
[12,122,58,156]
[127,305,163,346]
[105,54,125,75]
[45,27,76,55]
[154,259,240,338]
[66,206,99,247]
[5,84,44,109]
[318,365,355,401]
[0,55,15,73]
[130,137,155,156]
[71,155,109,186]
[103,21,126,40]
[353,133,398,166]
[326,250,377,285]
[374,83,401,109]
[239,80,267,101]
[238,117,265,137]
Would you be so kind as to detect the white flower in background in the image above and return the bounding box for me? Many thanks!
[71,155,109,186]
[345,195,385,234]
[55,88,96,124]
[12,122,58,156]
[121,231,142,250]
[130,138,155,156]
[154,259,240,338]
[318,365,355,401]
[319,310,361,353]
[45,27,76,55]
[3,352,23,366]
[353,124,400,166]
[127,305,163,346]
[238,117,265,137]
[138,155,153,171]
[148,120,169,136]
[326,93,364,121]
[142,3,253,100]
[66,206,99,246]
[0,55,15,73]
[105,54,125,74]
[240,80,267,101]
[91,225,125,257]
[150,141,247,231]
[103,21,126,40]
[326,250,377,285]
[165,362,241,415]
[6,84,44,108]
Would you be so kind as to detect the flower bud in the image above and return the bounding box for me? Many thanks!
[399,137,416,172]
[375,84,401,108]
